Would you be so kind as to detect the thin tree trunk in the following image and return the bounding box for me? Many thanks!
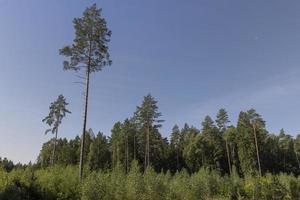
[51,128,58,166]
[176,147,179,171]
[79,66,90,179]
[133,134,136,160]
[144,130,147,168]
[112,144,115,168]
[144,124,150,169]
[117,142,119,165]
[295,151,300,170]
[147,125,150,167]
[253,125,262,176]
[126,134,129,172]
[125,136,127,172]
[225,138,232,174]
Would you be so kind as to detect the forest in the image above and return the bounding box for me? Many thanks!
[1,3,300,200]
[1,94,300,199]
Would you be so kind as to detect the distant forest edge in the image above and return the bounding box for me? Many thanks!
[1,95,300,199]
[2,93,300,176]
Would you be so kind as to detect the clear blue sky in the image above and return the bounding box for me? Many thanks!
[1,0,300,163]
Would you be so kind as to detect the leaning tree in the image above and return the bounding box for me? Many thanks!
[59,4,112,179]
[42,94,71,165]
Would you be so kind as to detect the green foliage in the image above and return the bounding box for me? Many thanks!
[1,164,300,199]
[134,94,165,168]
[0,167,42,200]
[35,165,80,200]
[0,157,15,172]
[125,161,143,200]
[142,167,168,200]
[37,137,81,168]
[59,4,112,73]
[42,95,71,135]
[216,108,230,132]
[236,110,266,176]
[81,172,110,200]
[37,102,300,181]
[201,116,224,170]
[88,132,110,170]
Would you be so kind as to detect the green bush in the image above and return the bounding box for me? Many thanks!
[35,165,80,200]
[0,167,42,200]
[142,167,168,200]
[125,161,143,200]
[81,164,126,200]
[0,164,300,200]
[165,169,190,200]
[225,168,245,199]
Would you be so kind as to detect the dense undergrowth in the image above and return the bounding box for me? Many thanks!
[0,162,299,200]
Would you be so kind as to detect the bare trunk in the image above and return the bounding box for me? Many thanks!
[225,138,232,174]
[253,125,262,176]
[51,128,58,166]
[79,66,90,179]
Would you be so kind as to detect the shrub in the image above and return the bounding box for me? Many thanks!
[142,167,168,200]
[0,164,300,200]
[125,161,143,200]
[35,165,80,200]
[0,167,42,200]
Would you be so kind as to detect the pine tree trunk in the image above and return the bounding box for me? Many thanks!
[284,154,286,172]
[79,66,90,179]
[126,134,129,172]
[144,124,150,169]
[295,151,300,170]
[253,125,262,176]
[144,130,147,168]
[112,144,115,168]
[176,147,179,171]
[225,138,232,174]
[133,134,136,160]
[51,128,58,166]
[147,125,150,167]
[117,142,119,165]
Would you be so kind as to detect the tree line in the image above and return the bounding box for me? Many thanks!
[39,93,300,177]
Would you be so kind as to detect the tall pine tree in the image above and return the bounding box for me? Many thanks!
[59,4,112,179]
